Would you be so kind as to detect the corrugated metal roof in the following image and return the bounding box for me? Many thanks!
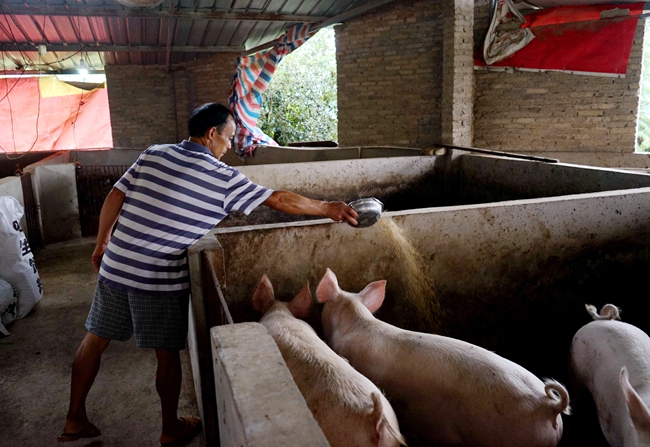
[0,0,383,73]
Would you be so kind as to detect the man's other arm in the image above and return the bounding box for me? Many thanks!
[92,187,126,270]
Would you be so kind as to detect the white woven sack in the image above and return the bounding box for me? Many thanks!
[0,196,42,319]
[0,276,17,336]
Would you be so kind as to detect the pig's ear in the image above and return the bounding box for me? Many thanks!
[288,283,312,319]
[359,280,386,313]
[251,274,275,315]
[316,268,340,303]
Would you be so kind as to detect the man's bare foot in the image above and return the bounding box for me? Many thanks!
[159,416,201,447]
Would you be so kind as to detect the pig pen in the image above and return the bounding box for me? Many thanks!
[187,151,650,447]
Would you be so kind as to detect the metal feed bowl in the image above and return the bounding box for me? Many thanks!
[348,197,384,228]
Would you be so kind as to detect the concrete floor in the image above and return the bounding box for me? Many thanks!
[0,237,205,447]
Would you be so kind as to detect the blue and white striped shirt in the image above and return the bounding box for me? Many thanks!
[98,140,273,296]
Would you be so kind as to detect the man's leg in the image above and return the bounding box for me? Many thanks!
[63,331,111,434]
[156,348,184,444]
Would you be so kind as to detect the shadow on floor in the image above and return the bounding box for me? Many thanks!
[0,237,204,447]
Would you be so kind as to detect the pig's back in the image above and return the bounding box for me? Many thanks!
[572,320,650,386]
[343,322,560,446]
[571,320,650,447]
[261,308,402,447]
[262,309,375,406]
[358,322,545,395]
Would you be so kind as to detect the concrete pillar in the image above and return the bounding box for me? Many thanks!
[442,0,474,146]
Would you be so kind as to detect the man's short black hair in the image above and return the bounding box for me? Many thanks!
[188,103,234,137]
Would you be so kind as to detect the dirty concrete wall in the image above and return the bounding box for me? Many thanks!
[210,186,650,393]
[237,156,443,203]
[25,164,81,244]
[473,2,650,168]
[211,323,330,447]
[69,149,141,167]
[456,154,650,204]
[336,0,443,147]
[219,156,448,228]
[220,145,421,167]
[199,156,650,447]
[105,53,238,150]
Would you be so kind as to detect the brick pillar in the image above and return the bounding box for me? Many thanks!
[441,0,474,146]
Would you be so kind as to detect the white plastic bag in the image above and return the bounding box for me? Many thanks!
[0,276,17,336]
[0,196,42,319]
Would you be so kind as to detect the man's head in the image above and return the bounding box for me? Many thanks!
[188,103,236,160]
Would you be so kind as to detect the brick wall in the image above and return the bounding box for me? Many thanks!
[181,54,238,106]
[106,65,178,149]
[473,3,650,167]
[174,54,239,139]
[106,53,238,148]
[336,0,444,148]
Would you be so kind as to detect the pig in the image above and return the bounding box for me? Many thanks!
[251,274,406,447]
[316,268,570,447]
[569,303,650,447]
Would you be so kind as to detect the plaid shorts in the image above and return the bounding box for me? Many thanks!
[85,282,190,350]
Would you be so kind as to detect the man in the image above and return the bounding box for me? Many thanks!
[59,102,358,446]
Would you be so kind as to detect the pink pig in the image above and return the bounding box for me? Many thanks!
[570,304,650,447]
[251,274,406,447]
[316,269,570,447]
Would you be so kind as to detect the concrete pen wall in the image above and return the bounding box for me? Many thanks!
[189,154,650,446]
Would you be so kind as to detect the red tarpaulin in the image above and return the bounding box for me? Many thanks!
[0,76,112,154]
[476,2,644,75]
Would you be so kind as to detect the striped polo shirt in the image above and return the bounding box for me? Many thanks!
[98,140,273,296]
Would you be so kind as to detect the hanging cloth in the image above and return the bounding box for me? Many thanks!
[477,2,643,76]
[483,0,535,65]
[228,23,317,157]
[0,76,112,153]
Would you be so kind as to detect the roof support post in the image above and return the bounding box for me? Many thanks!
[441,0,474,147]
[165,0,174,72]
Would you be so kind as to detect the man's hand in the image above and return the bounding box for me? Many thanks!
[323,201,358,226]
[91,243,108,271]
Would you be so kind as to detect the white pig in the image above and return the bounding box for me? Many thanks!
[316,268,570,447]
[251,274,406,447]
[570,303,650,447]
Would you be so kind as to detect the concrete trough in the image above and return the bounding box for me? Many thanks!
[191,153,650,447]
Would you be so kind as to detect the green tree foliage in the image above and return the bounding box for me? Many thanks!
[258,27,338,146]
[637,21,650,152]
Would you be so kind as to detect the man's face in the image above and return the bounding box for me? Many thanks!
[208,118,236,160]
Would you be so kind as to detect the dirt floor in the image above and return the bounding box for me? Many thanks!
[0,237,205,447]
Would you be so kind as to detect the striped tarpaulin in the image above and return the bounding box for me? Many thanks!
[228,23,317,157]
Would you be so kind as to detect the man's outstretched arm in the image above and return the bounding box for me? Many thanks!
[263,190,358,226]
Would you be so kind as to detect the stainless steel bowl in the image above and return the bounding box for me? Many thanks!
[348,197,384,228]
